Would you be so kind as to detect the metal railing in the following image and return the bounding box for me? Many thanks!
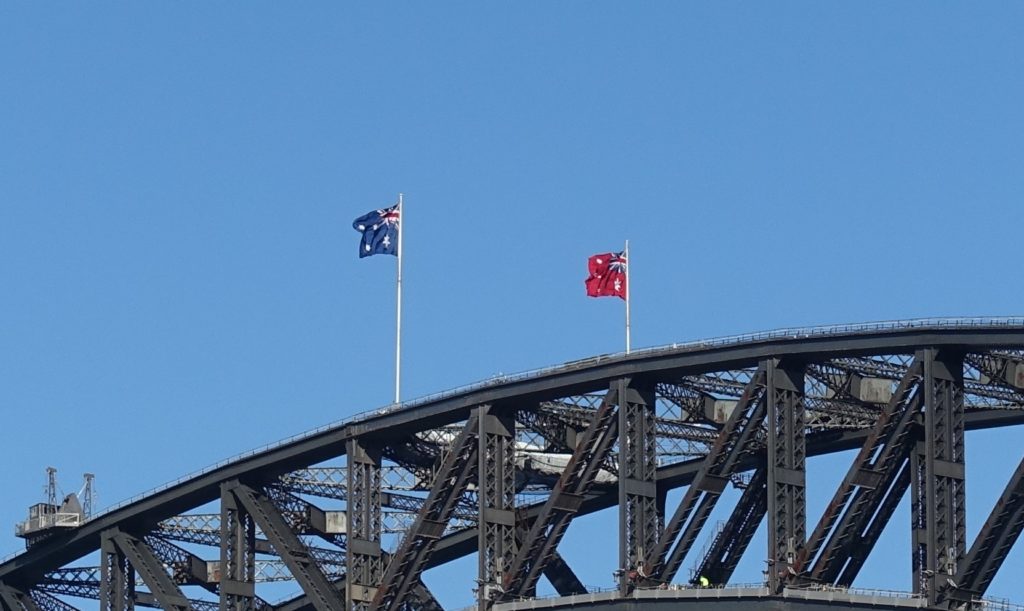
[4,316,1024,566]
[13,513,82,537]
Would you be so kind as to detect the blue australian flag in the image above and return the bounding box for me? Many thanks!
[352,204,400,258]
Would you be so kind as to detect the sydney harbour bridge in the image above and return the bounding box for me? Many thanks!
[5,318,1024,611]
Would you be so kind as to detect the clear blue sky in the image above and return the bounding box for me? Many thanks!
[3,3,1024,608]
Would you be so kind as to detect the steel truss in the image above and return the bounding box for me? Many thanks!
[499,385,621,602]
[766,359,806,591]
[344,439,382,611]
[616,381,659,595]
[11,327,1024,611]
[797,358,924,585]
[374,413,481,611]
[912,350,967,605]
[691,467,767,586]
[477,406,516,609]
[647,367,769,585]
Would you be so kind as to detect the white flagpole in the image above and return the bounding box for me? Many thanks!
[395,193,404,404]
[625,239,631,354]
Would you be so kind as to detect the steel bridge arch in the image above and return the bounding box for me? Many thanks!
[5,319,1024,611]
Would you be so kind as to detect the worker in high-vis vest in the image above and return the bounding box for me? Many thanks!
[699,575,710,588]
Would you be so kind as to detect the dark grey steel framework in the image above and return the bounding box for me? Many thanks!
[5,320,1024,611]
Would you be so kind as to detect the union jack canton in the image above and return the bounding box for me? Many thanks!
[352,204,400,258]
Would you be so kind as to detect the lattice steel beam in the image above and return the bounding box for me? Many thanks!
[345,439,382,611]
[913,349,966,606]
[100,533,134,611]
[655,382,710,422]
[765,359,806,591]
[522,400,598,453]
[280,467,422,497]
[227,483,345,611]
[28,591,75,611]
[143,536,211,589]
[476,405,516,610]
[373,413,481,611]
[36,576,233,611]
[617,381,659,595]
[220,481,257,611]
[647,367,769,584]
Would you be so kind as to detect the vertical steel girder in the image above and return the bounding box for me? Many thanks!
[913,350,966,606]
[958,454,1024,600]
[616,381,659,595]
[220,482,256,611]
[766,359,806,591]
[104,532,191,611]
[374,412,481,611]
[101,534,135,611]
[227,483,345,611]
[499,386,621,601]
[345,439,382,611]
[648,367,768,584]
[799,360,924,584]
[477,405,516,609]
[692,468,767,586]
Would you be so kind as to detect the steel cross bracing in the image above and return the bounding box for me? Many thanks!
[12,328,1024,611]
[14,591,74,611]
[690,467,768,586]
[36,567,271,611]
[157,516,346,571]
[373,412,482,611]
[957,455,1024,603]
[646,367,769,585]
[498,385,622,602]
[954,352,1024,604]
[226,482,347,611]
[796,358,925,584]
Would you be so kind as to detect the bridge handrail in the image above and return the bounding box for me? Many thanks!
[5,316,1022,565]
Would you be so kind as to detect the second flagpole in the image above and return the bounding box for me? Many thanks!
[624,239,631,354]
[395,192,404,404]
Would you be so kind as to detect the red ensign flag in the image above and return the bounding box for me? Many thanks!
[585,252,627,300]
